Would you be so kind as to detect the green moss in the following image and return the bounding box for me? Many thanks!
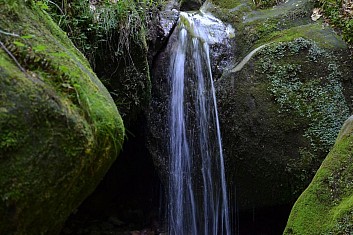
[227,0,315,55]
[210,0,243,9]
[0,1,125,234]
[256,23,347,49]
[285,118,353,234]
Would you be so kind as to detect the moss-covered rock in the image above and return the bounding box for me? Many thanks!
[0,1,124,234]
[208,0,353,211]
[217,35,351,210]
[284,116,353,234]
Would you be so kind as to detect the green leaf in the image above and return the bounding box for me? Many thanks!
[33,45,47,52]
[20,34,35,39]
[13,41,25,47]
[51,52,69,58]
[59,65,70,73]
[36,1,49,10]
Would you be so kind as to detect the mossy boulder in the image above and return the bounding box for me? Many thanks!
[217,36,351,210]
[284,116,353,234]
[210,0,353,210]
[0,1,124,234]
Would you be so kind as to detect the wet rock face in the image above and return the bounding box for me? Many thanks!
[148,5,180,64]
[147,11,235,183]
[149,0,353,218]
[197,0,353,214]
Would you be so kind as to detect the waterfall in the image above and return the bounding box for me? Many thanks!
[168,11,233,235]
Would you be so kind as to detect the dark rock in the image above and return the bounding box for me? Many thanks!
[147,11,235,183]
[180,0,206,11]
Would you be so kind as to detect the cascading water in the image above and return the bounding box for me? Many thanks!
[167,10,234,235]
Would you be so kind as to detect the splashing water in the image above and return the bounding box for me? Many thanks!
[168,11,233,235]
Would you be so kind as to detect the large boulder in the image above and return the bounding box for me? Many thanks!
[148,0,353,217]
[217,36,351,209]
[146,0,353,232]
[284,116,353,234]
[206,0,353,210]
[0,1,124,234]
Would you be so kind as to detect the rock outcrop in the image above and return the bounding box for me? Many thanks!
[148,0,353,216]
[0,1,124,234]
[208,0,353,210]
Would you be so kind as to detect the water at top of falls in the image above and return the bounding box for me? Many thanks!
[179,11,235,45]
[167,9,233,235]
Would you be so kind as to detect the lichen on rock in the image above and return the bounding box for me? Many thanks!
[209,0,353,211]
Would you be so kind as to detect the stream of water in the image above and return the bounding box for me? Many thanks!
[168,11,233,235]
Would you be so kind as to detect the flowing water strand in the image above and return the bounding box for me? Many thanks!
[168,11,233,235]
[193,38,215,235]
[205,43,231,234]
[168,27,198,235]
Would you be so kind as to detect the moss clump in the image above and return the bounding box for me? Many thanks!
[232,0,314,54]
[0,1,124,234]
[256,23,348,49]
[284,116,353,234]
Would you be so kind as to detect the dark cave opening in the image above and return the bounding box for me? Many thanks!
[60,125,293,235]
[57,108,294,235]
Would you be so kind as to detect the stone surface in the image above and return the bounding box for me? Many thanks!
[148,0,353,214]
[0,1,124,234]
[206,0,353,211]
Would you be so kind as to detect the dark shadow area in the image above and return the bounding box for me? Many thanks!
[60,117,163,235]
[238,204,292,235]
